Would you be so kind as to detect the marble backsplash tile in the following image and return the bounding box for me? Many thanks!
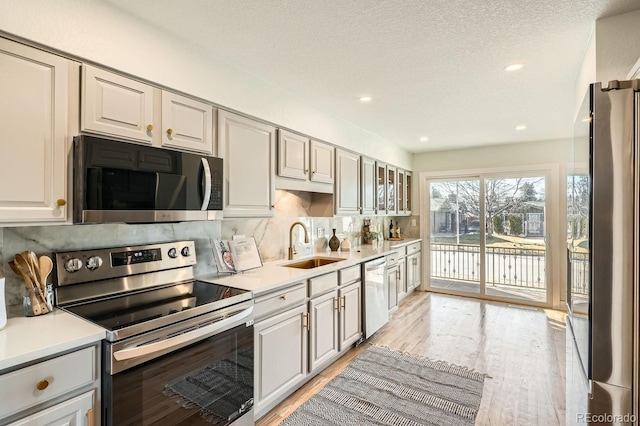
[0,190,421,317]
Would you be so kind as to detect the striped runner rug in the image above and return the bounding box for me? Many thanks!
[280,345,485,426]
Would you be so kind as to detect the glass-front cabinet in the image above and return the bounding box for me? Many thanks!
[405,171,413,215]
[397,169,405,214]
[376,163,387,214]
[387,165,397,214]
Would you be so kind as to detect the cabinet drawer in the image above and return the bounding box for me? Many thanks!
[309,271,338,297]
[0,346,96,419]
[407,242,421,255]
[386,249,404,266]
[254,283,306,320]
[339,265,360,286]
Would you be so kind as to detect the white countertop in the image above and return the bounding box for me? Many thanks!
[0,309,106,371]
[0,238,420,372]
[198,238,421,297]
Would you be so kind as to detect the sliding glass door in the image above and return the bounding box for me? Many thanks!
[426,173,549,306]
[429,178,481,295]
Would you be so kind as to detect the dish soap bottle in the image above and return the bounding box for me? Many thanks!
[340,236,351,251]
[329,228,340,251]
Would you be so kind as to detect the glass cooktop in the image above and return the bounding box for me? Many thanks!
[63,281,249,339]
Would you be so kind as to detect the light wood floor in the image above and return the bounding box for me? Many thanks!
[256,291,567,426]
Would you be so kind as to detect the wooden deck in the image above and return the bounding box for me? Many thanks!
[257,291,566,425]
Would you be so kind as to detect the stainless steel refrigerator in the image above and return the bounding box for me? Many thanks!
[566,80,639,425]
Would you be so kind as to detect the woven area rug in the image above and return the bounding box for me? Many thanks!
[280,345,485,426]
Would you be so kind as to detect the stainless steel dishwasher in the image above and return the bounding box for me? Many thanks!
[362,257,388,339]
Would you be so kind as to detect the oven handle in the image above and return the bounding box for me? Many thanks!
[112,306,253,362]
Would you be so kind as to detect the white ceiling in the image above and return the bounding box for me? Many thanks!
[101,0,640,153]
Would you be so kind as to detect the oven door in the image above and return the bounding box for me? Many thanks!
[103,302,254,426]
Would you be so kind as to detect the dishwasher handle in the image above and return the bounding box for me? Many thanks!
[365,258,386,270]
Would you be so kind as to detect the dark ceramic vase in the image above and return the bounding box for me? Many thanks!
[329,228,340,251]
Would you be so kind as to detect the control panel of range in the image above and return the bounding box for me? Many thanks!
[55,240,196,287]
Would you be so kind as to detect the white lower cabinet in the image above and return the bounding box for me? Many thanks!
[254,304,308,418]
[338,281,362,350]
[397,257,407,301]
[309,290,339,372]
[407,251,422,292]
[0,345,99,426]
[387,265,398,313]
[254,268,363,420]
[7,390,94,426]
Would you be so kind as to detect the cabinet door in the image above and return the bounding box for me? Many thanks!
[398,169,406,215]
[8,390,94,426]
[82,64,154,144]
[254,305,308,416]
[376,162,387,215]
[407,252,421,292]
[339,281,362,351]
[277,129,308,180]
[309,290,339,372]
[361,156,377,215]
[218,110,276,217]
[0,39,71,223]
[406,171,413,215]
[335,149,361,215]
[387,165,397,215]
[310,140,334,184]
[387,265,398,312]
[161,91,214,154]
[397,257,408,301]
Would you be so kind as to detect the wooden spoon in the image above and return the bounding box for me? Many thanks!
[26,251,44,293]
[38,255,53,292]
[13,255,48,314]
[9,260,42,315]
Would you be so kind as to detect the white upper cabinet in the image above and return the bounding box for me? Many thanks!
[335,148,361,216]
[0,39,75,224]
[161,91,214,154]
[278,129,308,180]
[361,156,377,215]
[82,64,154,144]
[276,131,334,193]
[218,110,276,217]
[405,171,413,215]
[309,140,334,184]
[82,65,214,154]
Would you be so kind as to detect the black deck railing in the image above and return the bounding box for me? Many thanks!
[569,251,589,296]
[430,243,546,290]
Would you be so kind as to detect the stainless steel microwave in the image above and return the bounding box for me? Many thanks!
[73,135,223,224]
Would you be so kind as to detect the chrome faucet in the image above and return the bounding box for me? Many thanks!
[288,221,309,260]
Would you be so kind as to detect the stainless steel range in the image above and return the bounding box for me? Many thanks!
[54,241,254,426]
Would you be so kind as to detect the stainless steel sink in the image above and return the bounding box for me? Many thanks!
[282,256,346,269]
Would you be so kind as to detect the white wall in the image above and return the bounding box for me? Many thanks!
[595,9,640,83]
[574,28,596,120]
[0,0,412,169]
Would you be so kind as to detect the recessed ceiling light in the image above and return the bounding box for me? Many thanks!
[359,96,372,102]
[515,124,527,131]
[419,136,429,142]
[504,63,524,72]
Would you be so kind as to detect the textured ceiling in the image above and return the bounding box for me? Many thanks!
[100,0,640,153]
